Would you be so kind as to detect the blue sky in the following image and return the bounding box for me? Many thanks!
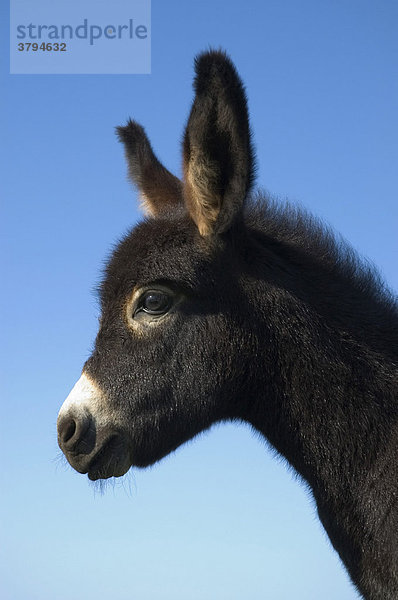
[1,1,397,599]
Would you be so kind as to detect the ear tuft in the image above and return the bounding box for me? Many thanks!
[193,50,245,100]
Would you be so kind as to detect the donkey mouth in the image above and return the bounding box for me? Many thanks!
[86,434,131,480]
[61,434,131,480]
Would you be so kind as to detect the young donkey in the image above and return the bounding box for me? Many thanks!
[57,51,398,599]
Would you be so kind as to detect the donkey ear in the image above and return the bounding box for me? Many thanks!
[117,120,183,216]
[182,50,255,236]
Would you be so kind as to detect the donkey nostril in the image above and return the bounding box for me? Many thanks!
[58,412,94,455]
[58,416,78,447]
[62,419,76,444]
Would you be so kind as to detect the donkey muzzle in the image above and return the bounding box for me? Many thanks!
[57,373,131,480]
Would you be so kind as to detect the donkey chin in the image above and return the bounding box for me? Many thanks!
[57,373,131,480]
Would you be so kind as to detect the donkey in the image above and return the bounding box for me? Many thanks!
[57,50,398,599]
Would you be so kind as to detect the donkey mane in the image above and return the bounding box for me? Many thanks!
[245,191,398,360]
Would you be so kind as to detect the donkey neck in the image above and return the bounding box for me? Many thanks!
[242,212,398,490]
[241,215,398,598]
[244,199,398,362]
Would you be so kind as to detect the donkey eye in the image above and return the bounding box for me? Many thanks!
[138,290,172,316]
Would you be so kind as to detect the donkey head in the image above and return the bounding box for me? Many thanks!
[57,51,257,480]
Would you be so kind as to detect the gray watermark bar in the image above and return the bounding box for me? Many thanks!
[10,0,151,74]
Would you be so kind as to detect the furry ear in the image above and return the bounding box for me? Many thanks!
[182,50,255,236]
[117,120,183,216]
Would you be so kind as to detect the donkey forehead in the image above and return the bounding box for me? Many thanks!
[100,216,217,303]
